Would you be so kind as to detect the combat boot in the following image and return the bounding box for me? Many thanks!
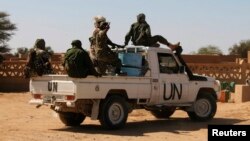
[175,46,183,55]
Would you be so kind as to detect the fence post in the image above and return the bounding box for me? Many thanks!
[241,63,247,84]
[248,51,250,63]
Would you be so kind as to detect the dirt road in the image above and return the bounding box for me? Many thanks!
[0,92,249,141]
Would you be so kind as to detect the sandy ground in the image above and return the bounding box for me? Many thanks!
[0,92,250,141]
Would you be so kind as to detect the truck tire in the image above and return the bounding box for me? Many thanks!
[58,112,86,126]
[187,94,217,121]
[150,107,176,119]
[99,96,128,129]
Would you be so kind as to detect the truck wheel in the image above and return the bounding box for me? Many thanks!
[150,107,176,119]
[99,96,128,129]
[187,94,217,121]
[58,112,86,126]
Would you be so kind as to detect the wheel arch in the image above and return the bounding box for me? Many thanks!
[197,87,217,100]
[105,89,128,100]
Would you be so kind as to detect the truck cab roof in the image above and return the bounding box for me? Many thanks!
[121,46,173,54]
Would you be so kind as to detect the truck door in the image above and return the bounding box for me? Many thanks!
[157,53,189,104]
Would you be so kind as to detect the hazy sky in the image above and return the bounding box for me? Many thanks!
[1,0,250,54]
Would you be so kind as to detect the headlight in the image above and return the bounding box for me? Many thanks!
[214,80,221,92]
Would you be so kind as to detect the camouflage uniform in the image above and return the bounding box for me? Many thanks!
[63,40,100,78]
[89,16,107,73]
[90,19,122,75]
[24,39,53,78]
[125,13,180,49]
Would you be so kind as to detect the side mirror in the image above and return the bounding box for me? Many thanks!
[179,66,185,73]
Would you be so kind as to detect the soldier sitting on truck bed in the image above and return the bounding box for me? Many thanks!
[89,16,123,75]
[124,13,182,52]
[63,40,101,78]
[24,39,53,78]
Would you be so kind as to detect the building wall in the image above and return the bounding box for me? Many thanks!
[248,51,250,63]
[182,54,239,63]
[0,78,29,92]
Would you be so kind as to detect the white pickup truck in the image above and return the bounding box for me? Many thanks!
[29,47,220,129]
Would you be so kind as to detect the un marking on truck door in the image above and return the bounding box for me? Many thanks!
[48,82,58,92]
[163,83,182,100]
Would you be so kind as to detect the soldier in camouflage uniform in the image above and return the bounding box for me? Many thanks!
[89,16,123,75]
[63,40,100,78]
[124,13,181,51]
[24,39,53,78]
[89,15,107,70]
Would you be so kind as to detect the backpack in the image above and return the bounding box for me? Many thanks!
[24,49,53,78]
[33,52,45,76]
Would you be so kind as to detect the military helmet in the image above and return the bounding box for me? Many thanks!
[94,15,106,23]
[94,15,107,28]
[71,40,82,47]
[34,39,45,50]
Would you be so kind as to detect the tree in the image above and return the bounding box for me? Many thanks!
[14,47,29,57]
[14,46,54,58]
[195,45,223,55]
[228,40,250,58]
[0,12,17,63]
[45,46,54,56]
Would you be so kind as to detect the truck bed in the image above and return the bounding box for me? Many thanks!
[30,75,152,100]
